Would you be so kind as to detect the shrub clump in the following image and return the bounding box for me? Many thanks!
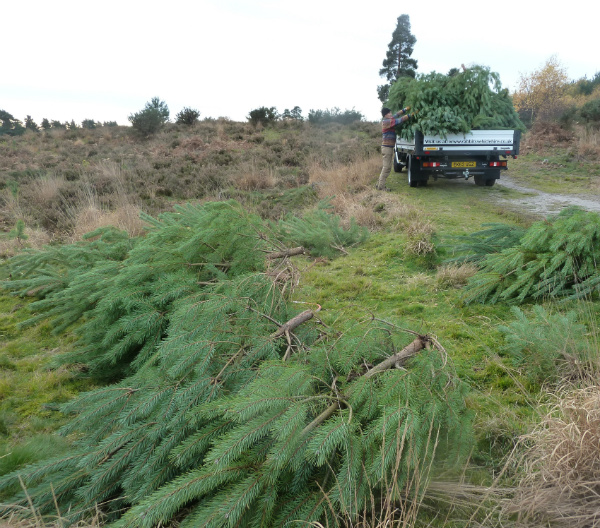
[307,107,364,125]
[128,97,169,136]
[248,106,278,127]
[579,98,600,129]
[175,107,201,125]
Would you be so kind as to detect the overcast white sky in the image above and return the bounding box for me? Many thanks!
[2,0,599,125]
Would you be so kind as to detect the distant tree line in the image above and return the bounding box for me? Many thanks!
[247,106,364,127]
[0,110,119,136]
[1,98,365,140]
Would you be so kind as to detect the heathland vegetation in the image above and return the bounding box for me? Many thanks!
[1,57,600,527]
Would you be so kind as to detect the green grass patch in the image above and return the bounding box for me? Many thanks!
[0,293,90,447]
[509,150,600,194]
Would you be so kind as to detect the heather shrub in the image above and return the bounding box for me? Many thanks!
[579,98,600,129]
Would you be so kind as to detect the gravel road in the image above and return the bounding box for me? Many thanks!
[494,176,600,217]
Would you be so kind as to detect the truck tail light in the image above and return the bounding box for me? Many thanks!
[489,161,507,167]
[422,162,441,168]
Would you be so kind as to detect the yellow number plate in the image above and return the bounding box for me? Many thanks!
[452,161,476,168]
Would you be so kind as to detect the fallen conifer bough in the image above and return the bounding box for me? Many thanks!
[0,201,472,527]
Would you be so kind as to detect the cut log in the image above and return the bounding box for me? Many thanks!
[271,309,314,338]
[267,247,306,260]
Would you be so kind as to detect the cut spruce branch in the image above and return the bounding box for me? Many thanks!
[302,335,432,436]
[0,199,471,528]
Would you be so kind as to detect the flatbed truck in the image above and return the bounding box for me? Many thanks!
[394,129,521,187]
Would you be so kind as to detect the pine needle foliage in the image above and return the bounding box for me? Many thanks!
[273,201,369,258]
[2,201,269,378]
[387,65,525,139]
[462,207,600,304]
[444,223,527,264]
[0,202,471,527]
[498,305,594,386]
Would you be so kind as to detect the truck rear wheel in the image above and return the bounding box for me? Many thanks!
[407,156,419,187]
[474,174,498,187]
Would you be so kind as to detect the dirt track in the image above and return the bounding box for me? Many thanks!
[494,176,600,217]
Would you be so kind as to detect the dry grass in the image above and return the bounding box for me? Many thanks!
[65,162,145,240]
[309,156,377,197]
[521,122,576,152]
[308,155,425,231]
[404,220,435,256]
[0,227,52,259]
[0,481,104,528]
[576,126,600,161]
[0,190,32,232]
[68,204,146,242]
[436,263,478,289]
[26,174,66,204]
[0,511,102,528]
[234,160,278,191]
[506,385,600,528]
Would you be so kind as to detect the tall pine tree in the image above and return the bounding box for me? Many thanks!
[377,14,418,103]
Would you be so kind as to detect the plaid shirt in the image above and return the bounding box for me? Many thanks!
[381,111,408,148]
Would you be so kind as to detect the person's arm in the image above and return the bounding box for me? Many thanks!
[394,106,410,117]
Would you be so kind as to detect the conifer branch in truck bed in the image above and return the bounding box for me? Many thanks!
[386,65,525,187]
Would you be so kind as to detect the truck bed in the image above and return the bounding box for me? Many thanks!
[396,130,521,157]
[393,129,522,188]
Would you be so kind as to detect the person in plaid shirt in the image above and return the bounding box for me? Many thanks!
[376,106,411,190]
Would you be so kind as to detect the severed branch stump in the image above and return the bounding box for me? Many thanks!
[271,310,314,338]
[267,247,306,260]
[364,336,429,378]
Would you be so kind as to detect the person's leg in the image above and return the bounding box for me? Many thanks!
[377,147,393,189]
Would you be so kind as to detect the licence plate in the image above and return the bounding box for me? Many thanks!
[452,161,476,168]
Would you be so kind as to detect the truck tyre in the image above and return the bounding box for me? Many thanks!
[476,170,500,186]
[407,156,419,188]
[393,151,404,173]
